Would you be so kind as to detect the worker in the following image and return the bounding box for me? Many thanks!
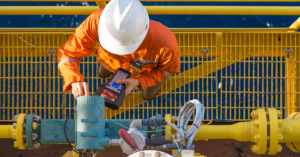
[57,0,180,101]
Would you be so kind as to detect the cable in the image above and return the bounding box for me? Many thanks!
[166,122,184,140]
[177,99,205,150]
[64,112,100,157]
[173,145,183,157]
[64,111,81,154]
[110,119,130,129]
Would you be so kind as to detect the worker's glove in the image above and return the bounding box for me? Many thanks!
[116,78,140,97]
[71,82,90,100]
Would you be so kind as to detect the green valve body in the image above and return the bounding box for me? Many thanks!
[75,96,109,150]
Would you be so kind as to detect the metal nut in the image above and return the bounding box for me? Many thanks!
[285,127,292,135]
[14,115,18,121]
[139,152,145,157]
[32,122,37,130]
[171,116,175,121]
[278,120,283,127]
[278,134,284,141]
[254,134,260,142]
[13,123,17,129]
[254,120,259,127]
[277,144,282,152]
[154,152,161,157]
[32,133,38,140]
[251,111,258,119]
[33,115,40,122]
[151,134,156,139]
[12,134,16,139]
[33,141,40,148]
[277,110,282,117]
[109,139,120,146]
[251,145,259,153]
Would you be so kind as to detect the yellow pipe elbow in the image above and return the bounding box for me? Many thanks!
[280,113,300,143]
[0,125,13,138]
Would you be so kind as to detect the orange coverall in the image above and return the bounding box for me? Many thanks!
[58,9,180,92]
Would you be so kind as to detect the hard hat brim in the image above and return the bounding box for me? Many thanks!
[98,8,150,55]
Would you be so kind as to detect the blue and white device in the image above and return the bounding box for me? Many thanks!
[95,68,131,110]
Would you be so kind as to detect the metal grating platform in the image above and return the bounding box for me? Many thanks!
[0,32,299,121]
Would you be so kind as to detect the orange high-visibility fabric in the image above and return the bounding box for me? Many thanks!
[58,9,180,92]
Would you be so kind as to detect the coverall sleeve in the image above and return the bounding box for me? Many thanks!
[57,12,99,92]
[136,47,180,89]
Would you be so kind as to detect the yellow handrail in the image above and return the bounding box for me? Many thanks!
[0,28,295,32]
[289,17,300,32]
[2,0,300,1]
[1,6,300,15]
[96,1,106,9]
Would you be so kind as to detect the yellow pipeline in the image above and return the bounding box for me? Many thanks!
[191,122,257,142]
[0,125,13,138]
[192,119,300,143]
[280,120,300,143]
[1,6,300,15]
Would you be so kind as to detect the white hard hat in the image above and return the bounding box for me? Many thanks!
[99,0,150,55]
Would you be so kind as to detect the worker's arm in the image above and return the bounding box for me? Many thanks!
[117,47,180,97]
[117,48,179,96]
[116,78,140,97]
[136,47,180,89]
[57,11,100,97]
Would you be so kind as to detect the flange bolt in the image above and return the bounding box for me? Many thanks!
[32,122,37,130]
[13,123,17,129]
[33,141,40,148]
[32,133,38,140]
[14,115,18,121]
[139,152,145,157]
[154,152,161,157]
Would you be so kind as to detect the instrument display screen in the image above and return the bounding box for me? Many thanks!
[101,89,118,102]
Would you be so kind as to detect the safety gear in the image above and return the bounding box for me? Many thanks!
[57,9,179,92]
[99,0,149,55]
[142,80,162,100]
[98,63,113,78]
